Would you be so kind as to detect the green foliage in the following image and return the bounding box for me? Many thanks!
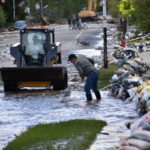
[3,119,106,150]
[0,0,89,24]
[1,0,149,34]
[108,0,120,18]
[0,5,6,25]
[99,64,119,90]
[132,0,150,33]
[116,0,150,33]
[1,0,26,23]
[30,0,87,23]
[118,0,135,18]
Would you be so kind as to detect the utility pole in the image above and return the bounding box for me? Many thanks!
[27,0,31,18]
[40,0,43,17]
[102,0,107,69]
[13,0,16,21]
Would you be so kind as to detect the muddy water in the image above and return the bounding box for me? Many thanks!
[0,49,138,150]
[0,88,138,150]
[0,26,138,150]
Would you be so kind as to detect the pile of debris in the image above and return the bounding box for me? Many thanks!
[125,32,150,52]
[112,45,139,61]
[109,32,150,150]
[110,111,150,150]
[109,40,150,114]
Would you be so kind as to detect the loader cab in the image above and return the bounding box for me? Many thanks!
[20,28,51,66]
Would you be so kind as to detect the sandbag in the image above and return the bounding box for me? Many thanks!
[87,57,95,65]
[131,112,150,132]
[127,138,150,150]
[129,129,150,142]
[110,145,140,150]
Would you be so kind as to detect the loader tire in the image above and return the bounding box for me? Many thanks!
[53,68,68,90]
[4,81,18,92]
[57,53,62,64]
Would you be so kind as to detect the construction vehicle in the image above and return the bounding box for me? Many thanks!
[78,0,97,21]
[0,26,68,92]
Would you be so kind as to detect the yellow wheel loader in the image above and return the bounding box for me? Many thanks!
[78,0,97,21]
[0,26,68,92]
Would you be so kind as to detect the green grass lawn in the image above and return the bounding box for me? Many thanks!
[99,64,119,90]
[4,119,106,150]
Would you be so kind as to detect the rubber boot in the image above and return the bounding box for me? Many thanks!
[86,94,92,101]
[94,91,101,100]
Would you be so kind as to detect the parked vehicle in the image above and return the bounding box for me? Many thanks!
[14,20,27,30]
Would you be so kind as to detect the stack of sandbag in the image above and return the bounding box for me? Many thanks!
[128,33,150,52]
[109,67,150,114]
[112,45,125,60]
[125,59,149,76]
[109,44,149,102]
[110,112,150,150]
[138,42,147,52]
[145,33,150,41]
[109,67,143,100]
[112,46,139,65]
[133,81,150,115]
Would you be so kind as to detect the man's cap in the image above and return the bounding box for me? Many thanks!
[68,54,76,61]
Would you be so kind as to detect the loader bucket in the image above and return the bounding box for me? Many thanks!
[0,66,68,92]
[0,66,65,82]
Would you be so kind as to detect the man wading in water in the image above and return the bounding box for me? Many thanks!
[68,54,101,101]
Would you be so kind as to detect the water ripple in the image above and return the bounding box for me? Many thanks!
[0,90,138,150]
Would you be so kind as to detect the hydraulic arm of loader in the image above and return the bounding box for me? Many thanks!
[88,0,97,12]
[78,0,97,19]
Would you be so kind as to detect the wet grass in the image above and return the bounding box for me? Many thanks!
[4,119,106,150]
[126,37,144,44]
[99,64,119,90]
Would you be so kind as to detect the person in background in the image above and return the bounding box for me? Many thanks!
[71,16,77,30]
[77,18,83,30]
[68,54,101,101]
[68,16,72,29]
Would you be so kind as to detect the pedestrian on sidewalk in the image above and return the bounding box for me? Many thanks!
[68,16,72,29]
[71,16,77,30]
[68,54,101,101]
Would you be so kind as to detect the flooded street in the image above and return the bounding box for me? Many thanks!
[0,24,139,150]
[0,88,138,150]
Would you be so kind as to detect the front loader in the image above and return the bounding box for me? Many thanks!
[78,0,97,21]
[0,26,68,92]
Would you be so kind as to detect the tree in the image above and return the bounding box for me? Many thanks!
[118,0,150,33]
[0,0,95,24]
[29,0,87,23]
[118,0,135,18]
[0,5,6,25]
[1,0,26,23]
[108,0,120,18]
[118,0,135,39]
[133,0,150,33]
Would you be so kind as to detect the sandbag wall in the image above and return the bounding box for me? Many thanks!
[109,44,150,115]
[109,33,150,150]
